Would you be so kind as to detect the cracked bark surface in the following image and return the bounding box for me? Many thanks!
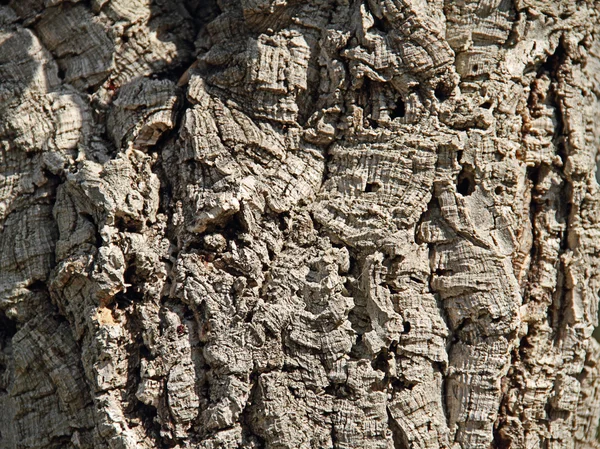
[1,0,600,448]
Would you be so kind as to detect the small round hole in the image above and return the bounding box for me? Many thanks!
[391,97,406,119]
[495,186,503,195]
[472,64,479,73]
[371,15,385,32]
[365,182,381,193]
[435,83,450,101]
[402,321,411,334]
[457,167,475,196]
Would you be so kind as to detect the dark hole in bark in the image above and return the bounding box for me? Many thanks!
[402,321,411,334]
[481,101,493,109]
[124,264,136,286]
[119,265,144,306]
[277,212,290,232]
[390,378,415,391]
[0,311,17,339]
[539,38,567,77]
[365,182,381,193]
[372,14,386,32]
[121,34,129,43]
[57,67,65,80]
[183,308,195,320]
[527,165,541,185]
[115,292,134,310]
[391,98,406,119]
[434,83,451,101]
[28,280,46,293]
[493,423,514,449]
[136,401,161,439]
[472,64,479,72]
[456,150,463,163]
[115,215,143,233]
[457,175,474,196]
[495,186,504,195]
[372,350,389,372]
[139,344,153,360]
[457,166,476,196]
[325,383,351,399]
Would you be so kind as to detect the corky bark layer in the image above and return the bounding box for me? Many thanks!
[1,0,600,448]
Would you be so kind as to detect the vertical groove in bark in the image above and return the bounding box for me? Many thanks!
[1,1,600,449]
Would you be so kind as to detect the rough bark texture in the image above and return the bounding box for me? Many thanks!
[1,1,600,448]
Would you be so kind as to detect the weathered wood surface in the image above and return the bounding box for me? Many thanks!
[1,0,600,448]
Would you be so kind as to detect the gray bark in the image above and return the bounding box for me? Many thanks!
[1,0,600,448]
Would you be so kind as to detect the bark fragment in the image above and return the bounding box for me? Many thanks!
[1,0,600,448]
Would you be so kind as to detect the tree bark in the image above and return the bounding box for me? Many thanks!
[1,0,600,448]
